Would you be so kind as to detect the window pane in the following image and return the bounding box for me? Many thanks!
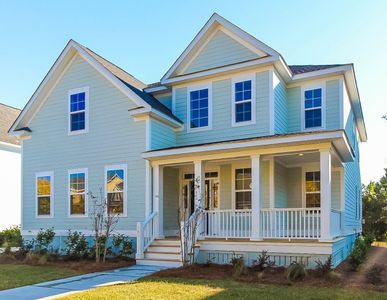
[236,191,252,209]
[70,173,85,194]
[71,112,85,131]
[235,82,243,92]
[108,192,123,214]
[70,92,86,112]
[305,108,321,128]
[190,88,209,128]
[37,176,51,195]
[107,169,124,192]
[306,193,321,207]
[38,196,51,215]
[70,194,85,214]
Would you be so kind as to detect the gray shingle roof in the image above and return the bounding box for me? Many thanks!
[289,64,345,75]
[0,103,21,145]
[77,42,182,123]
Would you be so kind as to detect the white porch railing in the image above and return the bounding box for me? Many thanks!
[136,211,158,259]
[203,209,252,238]
[261,208,321,239]
[180,210,198,263]
[330,209,342,238]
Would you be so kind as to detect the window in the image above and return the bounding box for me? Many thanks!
[69,87,88,134]
[305,171,320,207]
[234,80,253,124]
[36,172,53,217]
[235,168,252,209]
[189,88,209,129]
[106,166,126,215]
[304,88,322,129]
[69,169,87,216]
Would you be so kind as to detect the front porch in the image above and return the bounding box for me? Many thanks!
[136,134,352,265]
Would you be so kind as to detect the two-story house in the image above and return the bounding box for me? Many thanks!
[9,14,366,267]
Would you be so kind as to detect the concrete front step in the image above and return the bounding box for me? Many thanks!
[145,251,182,260]
[152,239,180,246]
[136,258,183,267]
[147,245,181,253]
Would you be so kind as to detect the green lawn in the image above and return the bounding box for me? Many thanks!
[60,277,387,300]
[0,264,82,291]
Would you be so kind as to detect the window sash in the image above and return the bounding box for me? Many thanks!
[36,175,52,216]
[235,168,252,209]
[189,88,209,129]
[234,80,252,123]
[305,171,321,208]
[106,168,125,215]
[69,172,86,215]
[304,88,322,128]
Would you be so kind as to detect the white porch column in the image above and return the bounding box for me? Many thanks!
[194,160,205,239]
[251,154,262,241]
[152,163,164,238]
[320,149,332,241]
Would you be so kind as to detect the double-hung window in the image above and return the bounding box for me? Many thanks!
[36,172,53,217]
[233,79,254,125]
[305,171,321,208]
[69,87,88,134]
[189,88,209,130]
[304,88,322,129]
[106,165,126,215]
[69,169,87,216]
[235,168,252,209]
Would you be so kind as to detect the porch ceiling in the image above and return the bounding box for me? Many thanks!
[143,130,354,163]
[275,151,342,167]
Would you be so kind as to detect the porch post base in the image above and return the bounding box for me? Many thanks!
[135,253,145,260]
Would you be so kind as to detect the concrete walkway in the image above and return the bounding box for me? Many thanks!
[0,264,167,300]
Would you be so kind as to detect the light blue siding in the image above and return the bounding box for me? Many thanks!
[274,162,287,208]
[163,167,179,234]
[274,79,287,134]
[184,30,258,74]
[286,87,301,132]
[154,93,173,111]
[332,233,358,267]
[326,80,341,130]
[331,171,341,210]
[150,119,176,150]
[286,167,302,208]
[219,164,232,210]
[23,55,146,234]
[174,71,270,146]
[261,161,270,208]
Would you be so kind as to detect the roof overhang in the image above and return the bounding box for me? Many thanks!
[143,130,354,162]
[129,107,183,129]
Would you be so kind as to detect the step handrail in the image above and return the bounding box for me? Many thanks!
[136,211,158,259]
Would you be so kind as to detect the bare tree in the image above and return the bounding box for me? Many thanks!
[89,188,119,263]
[178,177,204,266]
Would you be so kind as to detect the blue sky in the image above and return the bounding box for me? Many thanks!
[0,0,386,183]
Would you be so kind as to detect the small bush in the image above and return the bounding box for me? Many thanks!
[112,234,133,259]
[366,264,384,285]
[286,262,307,282]
[348,237,369,270]
[230,253,245,277]
[326,270,342,282]
[35,228,55,254]
[252,250,275,271]
[65,230,89,260]
[363,234,375,247]
[0,225,22,247]
[315,255,333,276]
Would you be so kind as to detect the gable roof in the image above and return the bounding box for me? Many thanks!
[161,13,280,83]
[0,103,21,145]
[289,64,346,75]
[9,40,182,134]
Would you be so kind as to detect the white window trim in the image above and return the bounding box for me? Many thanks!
[231,162,252,210]
[186,83,212,133]
[35,171,54,218]
[68,86,89,135]
[68,168,88,218]
[301,84,325,131]
[301,165,321,208]
[104,164,127,217]
[231,74,256,127]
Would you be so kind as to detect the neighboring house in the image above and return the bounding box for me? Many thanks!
[9,14,366,267]
[0,103,21,230]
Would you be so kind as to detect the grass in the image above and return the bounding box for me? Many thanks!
[60,277,387,300]
[0,264,82,291]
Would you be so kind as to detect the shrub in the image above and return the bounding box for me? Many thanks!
[286,262,307,282]
[65,230,89,260]
[366,264,384,285]
[348,237,369,270]
[230,253,245,277]
[0,225,22,247]
[315,255,333,276]
[252,250,275,271]
[363,234,375,247]
[326,270,342,282]
[35,228,55,254]
[112,234,133,259]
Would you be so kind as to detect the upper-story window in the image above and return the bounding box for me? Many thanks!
[68,169,88,217]
[68,87,89,134]
[232,79,255,126]
[304,88,322,129]
[36,172,53,217]
[188,87,210,131]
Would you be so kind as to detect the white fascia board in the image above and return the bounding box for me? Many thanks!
[129,107,183,129]
[161,56,277,85]
[0,141,21,153]
[291,65,352,82]
[143,130,353,161]
[143,85,169,93]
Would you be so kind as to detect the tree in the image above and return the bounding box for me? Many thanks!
[362,169,387,241]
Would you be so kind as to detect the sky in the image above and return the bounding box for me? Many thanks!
[0,0,386,184]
